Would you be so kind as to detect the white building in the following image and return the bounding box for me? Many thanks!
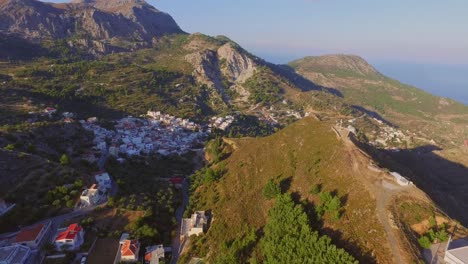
[390,172,412,186]
[181,211,209,238]
[13,221,51,249]
[54,224,85,251]
[80,184,101,207]
[0,245,30,264]
[445,237,468,264]
[144,245,165,264]
[94,172,112,190]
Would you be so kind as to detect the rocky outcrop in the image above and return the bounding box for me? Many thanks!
[0,0,185,54]
[217,43,256,83]
[184,40,259,105]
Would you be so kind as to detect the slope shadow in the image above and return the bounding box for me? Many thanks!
[0,86,127,123]
[351,105,396,127]
[351,135,468,226]
[270,64,344,97]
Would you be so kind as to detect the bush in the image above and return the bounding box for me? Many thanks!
[4,144,15,151]
[262,179,281,200]
[418,236,432,249]
[60,154,71,165]
[310,184,321,194]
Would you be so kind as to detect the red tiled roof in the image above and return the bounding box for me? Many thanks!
[55,224,82,241]
[121,240,139,257]
[170,178,183,184]
[144,252,151,261]
[15,223,45,243]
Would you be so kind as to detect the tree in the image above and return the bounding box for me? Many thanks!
[60,154,71,165]
[66,200,75,208]
[260,194,357,263]
[4,144,15,151]
[52,199,61,207]
[262,179,281,200]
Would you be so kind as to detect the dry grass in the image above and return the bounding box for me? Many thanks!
[188,117,394,263]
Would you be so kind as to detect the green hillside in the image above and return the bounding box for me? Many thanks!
[181,117,403,263]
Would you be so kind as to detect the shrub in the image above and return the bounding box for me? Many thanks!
[262,179,281,200]
[60,154,71,165]
[4,144,15,151]
[418,236,432,249]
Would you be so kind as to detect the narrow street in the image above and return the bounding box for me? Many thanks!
[171,149,205,264]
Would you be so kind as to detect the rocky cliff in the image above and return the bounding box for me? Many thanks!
[0,0,185,54]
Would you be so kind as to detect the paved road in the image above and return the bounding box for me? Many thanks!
[171,149,204,264]
[171,179,189,264]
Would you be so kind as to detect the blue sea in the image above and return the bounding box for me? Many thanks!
[254,50,468,106]
[372,62,468,106]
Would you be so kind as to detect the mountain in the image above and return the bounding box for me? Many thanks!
[1,2,468,263]
[180,117,459,263]
[289,55,468,147]
[0,0,184,54]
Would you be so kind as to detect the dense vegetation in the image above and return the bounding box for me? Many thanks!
[261,194,357,263]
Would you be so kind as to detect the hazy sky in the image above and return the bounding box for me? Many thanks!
[152,0,468,64]
[47,0,468,65]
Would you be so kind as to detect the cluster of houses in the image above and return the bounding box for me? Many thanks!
[79,172,113,208]
[181,211,209,239]
[0,221,52,264]
[208,115,235,131]
[81,112,207,158]
[0,220,88,264]
[115,233,166,264]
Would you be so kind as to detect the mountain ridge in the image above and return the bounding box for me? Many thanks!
[0,0,185,55]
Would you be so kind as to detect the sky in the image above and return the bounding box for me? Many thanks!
[150,0,468,65]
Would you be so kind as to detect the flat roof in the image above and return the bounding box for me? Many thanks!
[447,239,468,263]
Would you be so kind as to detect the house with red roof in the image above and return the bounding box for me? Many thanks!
[54,223,85,251]
[13,221,51,249]
[117,233,140,262]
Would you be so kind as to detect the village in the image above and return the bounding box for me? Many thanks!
[0,107,216,264]
[80,111,209,159]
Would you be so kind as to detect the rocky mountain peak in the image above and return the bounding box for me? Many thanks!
[0,0,184,55]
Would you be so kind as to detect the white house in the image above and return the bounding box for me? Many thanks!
[390,172,412,186]
[445,237,468,264]
[144,245,164,264]
[80,184,101,207]
[54,224,85,251]
[13,221,51,249]
[94,172,112,190]
[181,211,208,238]
[0,245,31,264]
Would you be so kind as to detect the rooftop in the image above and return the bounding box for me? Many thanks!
[447,238,468,263]
[0,245,30,264]
[14,223,46,243]
[121,240,139,257]
[55,224,83,241]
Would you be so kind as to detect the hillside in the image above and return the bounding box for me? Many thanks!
[180,117,455,263]
[289,55,468,148]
